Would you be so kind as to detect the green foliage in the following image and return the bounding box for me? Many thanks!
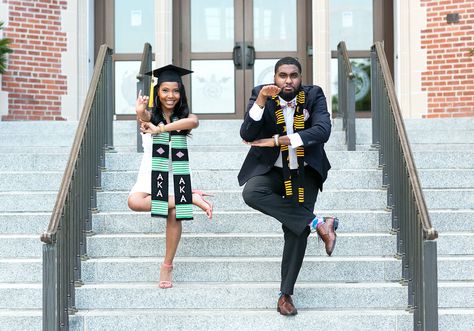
[0,21,13,74]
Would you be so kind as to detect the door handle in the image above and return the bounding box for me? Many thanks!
[246,44,256,69]
[233,43,243,69]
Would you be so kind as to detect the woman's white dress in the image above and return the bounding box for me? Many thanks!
[129,133,174,195]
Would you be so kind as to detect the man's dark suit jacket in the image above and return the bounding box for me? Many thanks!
[237,84,331,190]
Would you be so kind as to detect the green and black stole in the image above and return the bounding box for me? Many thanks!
[151,123,193,220]
[272,90,306,204]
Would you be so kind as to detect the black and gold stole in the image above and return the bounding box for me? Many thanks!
[272,90,306,204]
[151,127,193,220]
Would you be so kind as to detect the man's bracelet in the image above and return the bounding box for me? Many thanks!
[273,134,280,147]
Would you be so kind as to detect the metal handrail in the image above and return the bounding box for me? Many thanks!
[337,41,356,150]
[371,41,438,330]
[136,42,153,152]
[41,44,114,330]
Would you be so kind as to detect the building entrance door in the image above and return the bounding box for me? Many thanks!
[179,0,310,119]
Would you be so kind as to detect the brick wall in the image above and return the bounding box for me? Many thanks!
[1,0,67,120]
[421,0,474,118]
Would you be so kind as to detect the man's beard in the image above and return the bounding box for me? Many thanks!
[279,89,298,101]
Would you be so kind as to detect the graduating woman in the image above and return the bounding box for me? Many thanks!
[128,64,213,289]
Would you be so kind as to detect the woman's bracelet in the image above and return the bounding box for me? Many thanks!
[158,123,166,133]
[273,134,280,147]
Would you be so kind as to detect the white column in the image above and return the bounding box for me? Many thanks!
[155,0,173,67]
[0,2,10,118]
[312,0,332,114]
[397,0,427,118]
[60,0,93,120]
[61,0,79,120]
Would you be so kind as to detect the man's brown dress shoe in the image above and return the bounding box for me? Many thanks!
[277,294,298,316]
[316,216,338,256]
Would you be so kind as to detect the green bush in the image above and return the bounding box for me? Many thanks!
[0,21,13,74]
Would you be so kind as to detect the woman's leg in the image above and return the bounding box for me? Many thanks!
[127,192,151,211]
[163,207,181,265]
[159,207,181,288]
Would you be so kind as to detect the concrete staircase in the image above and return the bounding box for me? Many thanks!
[355,118,474,330]
[0,121,77,331]
[68,119,413,330]
[0,118,472,330]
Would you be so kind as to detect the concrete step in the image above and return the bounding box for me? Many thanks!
[430,210,474,232]
[341,117,474,132]
[0,212,50,234]
[95,190,388,212]
[85,233,395,258]
[3,228,473,259]
[66,309,414,331]
[0,284,41,309]
[0,153,69,171]
[0,258,41,282]
[438,282,474,308]
[4,188,469,213]
[0,171,62,191]
[2,255,473,285]
[382,143,474,152]
[0,121,78,134]
[91,210,392,234]
[0,146,72,153]
[75,282,408,310]
[80,256,401,283]
[3,307,474,331]
[0,207,471,237]
[6,208,470,236]
[100,169,383,191]
[413,151,474,170]
[0,189,387,212]
[105,150,381,171]
[356,128,474,145]
[0,309,41,331]
[418,169,474,188]
[2,167,473,193]
[1,130,344,148]
[438,308,474,331]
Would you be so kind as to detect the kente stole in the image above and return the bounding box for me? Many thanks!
[272,90,306,204]
[151,128,193,220]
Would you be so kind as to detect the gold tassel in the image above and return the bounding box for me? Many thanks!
[148,81,155,108]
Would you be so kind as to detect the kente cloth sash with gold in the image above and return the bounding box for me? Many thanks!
[272,90,306,204]
[151,130,193,220]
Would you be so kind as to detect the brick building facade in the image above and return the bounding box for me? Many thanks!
[421,0,474,118]
[0,0,473,120]
[1,0,68,120]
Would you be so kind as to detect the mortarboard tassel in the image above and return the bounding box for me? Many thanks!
[148,80,154,108]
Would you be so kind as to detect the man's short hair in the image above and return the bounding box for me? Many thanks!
[274,57,302,74]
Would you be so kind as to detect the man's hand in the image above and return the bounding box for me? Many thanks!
[255,85,281,108]
[248,138,276,147]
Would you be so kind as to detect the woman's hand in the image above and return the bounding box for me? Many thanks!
[140,121,159,134]
[136,90,150,121]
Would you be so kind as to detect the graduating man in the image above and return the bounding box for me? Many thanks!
[238,57,338,315]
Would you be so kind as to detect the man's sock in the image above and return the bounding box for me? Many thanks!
[308,215,324,232]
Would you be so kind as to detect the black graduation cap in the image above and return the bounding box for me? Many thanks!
[145,64,193,85]
[145,64,193,108]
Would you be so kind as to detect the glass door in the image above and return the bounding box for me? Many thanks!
[180,0,309,119]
